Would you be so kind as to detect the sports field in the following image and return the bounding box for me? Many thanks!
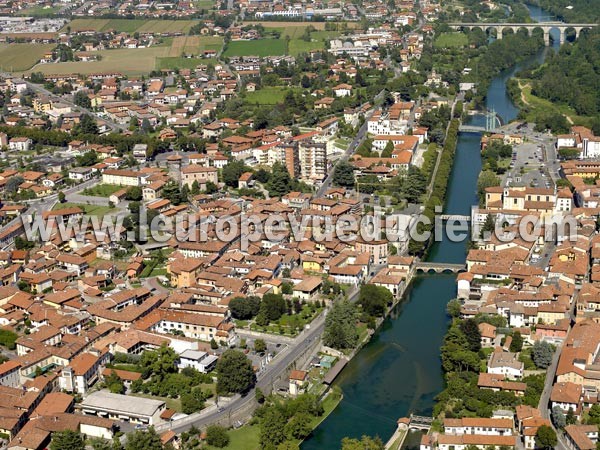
[222,39,287,57]
[0,44,56,72]
[64,19,197,34]
[168,35,223,56]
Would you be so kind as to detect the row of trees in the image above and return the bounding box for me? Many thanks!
[409,119,460,256]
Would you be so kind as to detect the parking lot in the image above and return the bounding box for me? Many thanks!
[500,123,558,189]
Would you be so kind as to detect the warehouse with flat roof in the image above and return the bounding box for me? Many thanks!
[78,391,166,425]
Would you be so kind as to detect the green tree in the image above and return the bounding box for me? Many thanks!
[446,299,462,318]
[477,170,501,203]
[181,388,206,414]
[358,285,392,317]
[254,339,267,354]
[75,114,99,135]
[105,371,125,394]
[260,407,287,449]
[267,162,293,197]
[341,435,385,450]
[588,404,600,425]
[210,338,218,350]
[125,186,143,201]
[551,406,566,428]
[323,300,358,350]
[139,343,178,380]
[401,166,427,203]
[284,412,312,439]
[229,296,261,320]
[480,214,495,239]
[90,438,112,450]
[58,191,66,203]
[333,161,355,188]
[50,430,85,450]
[125,427,163,450]
[381,140,394,157]
[510,331,524,352]
[216,349,256,394]
[535,425,557,450]
[459,319,482,352]
[222,161,247,187]
[532,341,554,369]
[206,425,230,448]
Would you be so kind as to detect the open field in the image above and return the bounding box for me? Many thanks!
[64,18,196,34]
[0,44,56,72]
[223,39,287,57]
[27,46,170,76]
[434,32,469,48]
[244,87,297,105]
[168,35,223,56]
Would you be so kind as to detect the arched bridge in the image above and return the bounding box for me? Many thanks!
[415,262,467,273]
[449,22,598,45]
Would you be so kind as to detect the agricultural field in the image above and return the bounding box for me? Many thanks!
[0,44,56,72]
[27,46,171,76]
[64,19,196,34]
[434,32,469,48]
[168,35,223,56]
[222,39,287,57]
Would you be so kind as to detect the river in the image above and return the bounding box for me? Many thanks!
[300,6,557,449]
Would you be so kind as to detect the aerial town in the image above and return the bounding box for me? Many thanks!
[0,0,597,449]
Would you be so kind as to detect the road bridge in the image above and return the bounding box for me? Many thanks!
[449,22,597,45]
[415,262,467,273]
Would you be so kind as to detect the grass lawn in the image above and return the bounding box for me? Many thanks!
[244,87,295,105]
[27,46,171,76]
[149,267,167,277]
[434,32,469,48]
[17,5,62,16]
[288,38,324,56]
[53,202,114,217]
[196,0,215,8]
[223,39,287,57]
[206,424,261,450]
[132,393,182,412]
[81,184,124,197]
[0,44,56,72]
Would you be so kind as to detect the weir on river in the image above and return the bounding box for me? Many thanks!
[300,5,560,450]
